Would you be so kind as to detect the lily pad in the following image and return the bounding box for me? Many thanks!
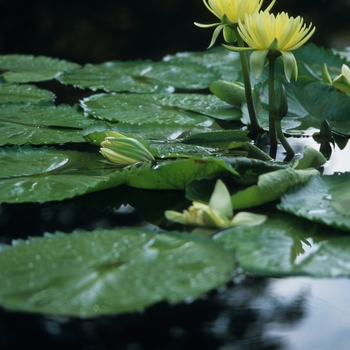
[0,145,150,203]
[126,157,240,190]
[278,172,350,232]
[0,55,80,83]
[81,93,239,126]
[216,211,350,277]
[0,229,235,317]
[242,77,350,136]
[58,60,221,93]
[0,103,99,145]
[0,84,54,104]
[163,46,242,81]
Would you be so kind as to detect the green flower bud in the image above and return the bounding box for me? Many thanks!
[99,131,154,167]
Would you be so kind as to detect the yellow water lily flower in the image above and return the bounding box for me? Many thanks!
[100,131,155,167]
[224,11,315,81]
[195,0,275,47]
[323,63,350,93]
[165,179,266,229]
[203,0,274,23]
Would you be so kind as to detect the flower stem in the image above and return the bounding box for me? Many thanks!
[236,35,260,131]
[268,56,278,146]
[274,120,295,155]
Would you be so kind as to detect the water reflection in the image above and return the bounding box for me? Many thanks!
[1,275,350,349]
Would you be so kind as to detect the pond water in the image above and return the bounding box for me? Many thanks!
[0,135,349,349]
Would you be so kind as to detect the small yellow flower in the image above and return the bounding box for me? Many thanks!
[323,63,350,93]
[165,179,266,229]
[195,0,276,47]
[203,0,274,23]
[99,131,155,167]
[224,11,315,81]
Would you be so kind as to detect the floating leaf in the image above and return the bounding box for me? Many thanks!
[163,46,241,81]
[0,103,99,145]
[58,60,220,93]
[0,84,54,104]
[82,121,223,145]
[182,130,249,148]
[216,211,350,277]
[0,55,80,83]
[0,229,235,317]
[126,157,240,190]
[0,145,149,203]
[81,93,239,126]
[279,172,350,232]
[231,167,320,210]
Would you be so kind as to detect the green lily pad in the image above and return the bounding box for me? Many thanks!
[0,229,235,317]
[242,77,350,136]
[126,157,240,190]
[81,93,239,126]
[58,60,221,93]
[163,46,242,81]
[216,211,350,277]
[0,103,99,145]
[0,55,80,83]
[278,172,350,232]
[0,84,54,104]
[0,145,150,203]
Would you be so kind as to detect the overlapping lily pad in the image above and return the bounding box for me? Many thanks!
[0,55,80,83]
[58,60,221,93]
[0,103,100,145]
[0,145,150,203]
[0,84,54,104]
[81,92,240,125]
[0,229,235,317]
[278,172,350,232]
[216,211,350,277]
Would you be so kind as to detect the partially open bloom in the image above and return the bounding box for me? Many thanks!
[195,0,275,47]
[224,11,315,81]
[323,63,350,93]
[165,179,266,229]
[100,131,155,167]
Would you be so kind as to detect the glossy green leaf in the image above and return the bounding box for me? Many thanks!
[163,46,241,81]
[58,60,220,93]
[126,157,240,190]
[0,146,150,203]
[279,172,350,232]
[295,43,348,79]
[216,211,350,277]
[82,121,223,146]
[81,93,239,126]
[0,229,235,317]
[231,168,320,210]
[242,77,350,136]
[0,55,80,83]
[0,103,99,145]
[182,130,249,148]
[0,84,54,104]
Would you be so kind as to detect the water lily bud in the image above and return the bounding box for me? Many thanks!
[331,64,350,93]
[99,131,154,167]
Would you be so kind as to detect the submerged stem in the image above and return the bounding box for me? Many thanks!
[236,35,260,131]
[275,120,295,155]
